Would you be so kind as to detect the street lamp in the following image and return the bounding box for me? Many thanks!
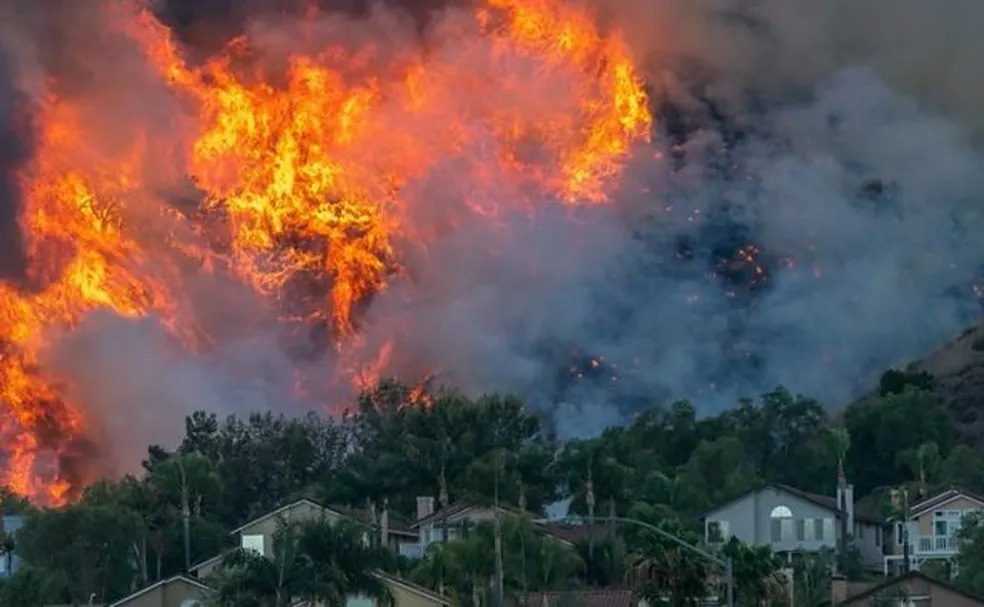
[540,515,735,607]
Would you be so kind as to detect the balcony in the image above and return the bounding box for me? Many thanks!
[915,534,958,555]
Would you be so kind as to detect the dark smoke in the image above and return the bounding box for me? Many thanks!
[0,0,981,479]
[0,45,34,286]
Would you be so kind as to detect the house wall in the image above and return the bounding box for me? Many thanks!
[119,579,207,607]
[238,502,343,557]
[418,507,498,548]
[852,521,885,570]
[705,488,885,568]
[706,488,838,552]
[915,496,984,536]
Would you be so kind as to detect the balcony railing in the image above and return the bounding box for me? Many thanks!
[913,535,958,555]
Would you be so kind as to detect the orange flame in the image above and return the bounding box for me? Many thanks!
[0,0,649,503]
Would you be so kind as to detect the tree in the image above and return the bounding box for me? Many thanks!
[844,389,956,495]
[15,500,143,603]
[955,510,984,595]
[719,538,787,605]
[208,518,394,607]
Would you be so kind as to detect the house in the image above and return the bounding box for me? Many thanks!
[510,588,639,607]
[106,575,209,607]
[833,570,984,606]
[189,499,452,607]
[0,514,23,579]
[190,498,419,577]
[409,497,608,558]
[883,488,984,574]
[702,484,888,569]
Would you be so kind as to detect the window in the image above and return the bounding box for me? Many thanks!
[896,522,905,545]
[822,518,836,542]
[935,519,950,536]
[241,534,264,556]
[707,520,729,543]
[803,518,816,541]
[770,505,794,542]
[795,519,805,542]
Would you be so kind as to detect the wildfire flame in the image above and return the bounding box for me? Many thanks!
[0,0,649,503]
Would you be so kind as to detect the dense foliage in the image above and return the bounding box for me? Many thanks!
[3,371,984,606]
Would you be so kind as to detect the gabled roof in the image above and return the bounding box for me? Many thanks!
[909,487,984,518]
[703,484,886,525]
[230,498,327,535]
[838,570,984,605]
[375,570,454,606]
[511,588,635,607]
[411,501,523,529]
[107,575,210,607]
[230,498,414,537]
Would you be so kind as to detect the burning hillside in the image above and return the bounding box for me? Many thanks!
[0,0,649,502]
[2,0,984,503]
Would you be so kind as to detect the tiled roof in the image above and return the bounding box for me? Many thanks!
[838,570,984,606]
[511,589,635,607]
[536,522,612,544]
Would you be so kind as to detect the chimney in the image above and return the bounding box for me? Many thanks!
[380,498,390,547]
[831,571,848,604]
[416,495,435,521]
[837,483,855,533]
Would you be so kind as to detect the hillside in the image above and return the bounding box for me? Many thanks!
[908,322,984,444]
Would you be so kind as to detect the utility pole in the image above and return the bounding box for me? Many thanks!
[902,487,911,573]
[540,515,734,607]
[492,450,504,607]
[176,457,191,572]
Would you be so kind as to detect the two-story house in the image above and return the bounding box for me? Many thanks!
[883,488,984,574]
[702,484,888,569]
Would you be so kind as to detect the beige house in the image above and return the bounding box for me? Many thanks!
[106,575,208,607]
[883,488,984,574]
[189,498,451,607]
[835,570,984,606]
[191,498,419,577]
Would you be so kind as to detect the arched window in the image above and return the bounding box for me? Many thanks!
[770,505,794,542]
[770,505,793,519]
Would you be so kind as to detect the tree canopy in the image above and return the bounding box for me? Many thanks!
[2,370,984,605]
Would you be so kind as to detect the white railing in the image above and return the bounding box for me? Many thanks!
[913,535,958,555]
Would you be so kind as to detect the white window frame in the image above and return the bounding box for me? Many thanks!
[241,534,265,556]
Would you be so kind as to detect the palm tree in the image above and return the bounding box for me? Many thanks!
[208,518,394,607]
[292,518,394,607]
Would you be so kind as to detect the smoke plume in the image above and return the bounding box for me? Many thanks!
[1,0,983,484]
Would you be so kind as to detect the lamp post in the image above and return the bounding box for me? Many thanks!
[540,515,735,607]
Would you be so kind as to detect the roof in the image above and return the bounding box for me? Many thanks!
[188,551,226,575]
[375,571,453,606]
[703,484,886,525]
[413,501,609,545]
[230,498,414,537]
[838,570,984,605]
[411,501,523,529]
[536,522,612,544]
[107,575,210,607]
[909,487,984,518]
[510,588,635,607]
